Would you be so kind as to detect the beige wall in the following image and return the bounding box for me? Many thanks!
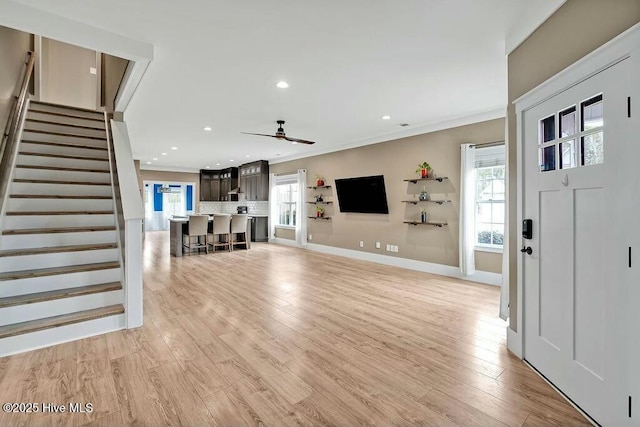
[506,0,640,330]
[102,54,129,113]
[138,169,200,205]
[275,227,296,240]
[41,38,98,110]
[271,118,504,273]
[0,25,31,133]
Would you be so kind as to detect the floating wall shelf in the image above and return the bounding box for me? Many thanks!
[403,221,448,227]
[307,216,331,220]
[306,201,333,205]
[403,177,448,184]
[307,185,332,189]
[401,200,451,205]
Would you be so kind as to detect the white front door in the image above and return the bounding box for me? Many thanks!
[523,58,632,425]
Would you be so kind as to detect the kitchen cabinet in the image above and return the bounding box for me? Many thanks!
[219,168,238,201]
[251,216,269,242]
[240,160,269,201]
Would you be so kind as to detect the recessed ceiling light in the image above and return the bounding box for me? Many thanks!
[381,115,391,120]
[171,147,178,150]
[203,126,212,131]
[161,152,167,156]
[146,161,151,165]
[216,163,220,166]
[276,81,289,89]
[153,157,158,161]
[245,154,250,158]
[229,160,234,162]
[291,141,298,145]
[206,166,210,168]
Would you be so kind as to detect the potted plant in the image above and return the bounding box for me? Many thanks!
[316,206,324,218]
[315,176,325,187]
[415,162,431,178]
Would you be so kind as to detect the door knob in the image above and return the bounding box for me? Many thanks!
[520,246,533,255]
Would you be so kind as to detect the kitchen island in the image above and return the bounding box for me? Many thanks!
[169,216,252,256]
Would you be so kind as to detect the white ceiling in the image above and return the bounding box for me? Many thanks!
[13,0,564,171]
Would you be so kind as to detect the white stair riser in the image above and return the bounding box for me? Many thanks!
[21,131,107,148]
[0,313,124,357]
[17,154,109,171]
[27,111,106,129]
[12,182,113,197]
[4,214,115,229]
[0,289,123,326]
[0,248,118,272]
[20,142,109,159]
[1,230,117,250]
[28,103,104,121]
[25,122,106,139]
[7,197,113,212]
[0,268,121,297]
[14,168,111,183]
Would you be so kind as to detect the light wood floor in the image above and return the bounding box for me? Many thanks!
[0,231,589,426]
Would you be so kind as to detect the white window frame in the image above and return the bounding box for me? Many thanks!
[474,145,505,253]
[275,181,298,229]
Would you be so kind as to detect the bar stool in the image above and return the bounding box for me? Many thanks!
[210,214,231,252]
[183,215,209,255]
[230,214,249,250]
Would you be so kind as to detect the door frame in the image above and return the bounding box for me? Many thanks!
[510,22,640,357]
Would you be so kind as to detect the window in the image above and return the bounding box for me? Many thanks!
[276,182,298,227]
[537,94,603,172]
[475,145,505,249]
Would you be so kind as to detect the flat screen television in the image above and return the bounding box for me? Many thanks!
[335,175,389,214]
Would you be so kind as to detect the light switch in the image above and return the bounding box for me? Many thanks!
[89,67,97,75]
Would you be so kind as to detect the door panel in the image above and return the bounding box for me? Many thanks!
[523,58,631,425]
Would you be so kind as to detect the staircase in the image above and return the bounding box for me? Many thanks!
[0,100,125,355]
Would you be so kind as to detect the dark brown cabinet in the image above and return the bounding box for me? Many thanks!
[200,169,234,201]
[240,160,269,201]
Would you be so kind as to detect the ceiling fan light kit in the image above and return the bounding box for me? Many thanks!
[242,120,316,145]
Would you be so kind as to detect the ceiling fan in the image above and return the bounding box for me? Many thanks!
[242,120,316,145]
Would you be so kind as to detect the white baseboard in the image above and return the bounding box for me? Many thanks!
[270,240,502,286]
[0,314,125,358]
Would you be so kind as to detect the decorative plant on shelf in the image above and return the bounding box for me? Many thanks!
[415,162,431,178]
[315,176,325,187]
[316,206,324,218]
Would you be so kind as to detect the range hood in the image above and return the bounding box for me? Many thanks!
[228,187,241,194]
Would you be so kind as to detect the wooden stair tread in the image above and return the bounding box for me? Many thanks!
[0,304,124,339]
[13,179,111,186]
[29,108,105,123]
[18,151,108,162]
[25,118,105,131]
[16,165,110,173]
[0,243,117,257]
[0,261,120,281]
[3,225,116,236]
[21,140,107,151]
[10,194,112,199]
[22,129,107,141]
[0,282,122,308]
[6,210,113,216]
[29,100,105,115]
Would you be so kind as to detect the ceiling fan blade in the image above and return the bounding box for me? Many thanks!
[241,132,281,138]
[283,136,316,145]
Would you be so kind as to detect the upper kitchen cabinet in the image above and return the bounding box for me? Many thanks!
[200,170,220,201]
[219,167,239,201]
[240,160,269,201]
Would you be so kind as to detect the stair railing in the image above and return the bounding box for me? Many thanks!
[0,51,35,218]
[104,114,144,329]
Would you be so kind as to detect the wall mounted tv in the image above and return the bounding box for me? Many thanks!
[335,175,389,214]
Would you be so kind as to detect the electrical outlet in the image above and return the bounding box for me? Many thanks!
[394,245,399,252]
[386,244,391,251]
[359,241,364,248]
[395,245,399,252]
[308,234,312,240]
[376,242,381,249]
[89,67,97,75]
